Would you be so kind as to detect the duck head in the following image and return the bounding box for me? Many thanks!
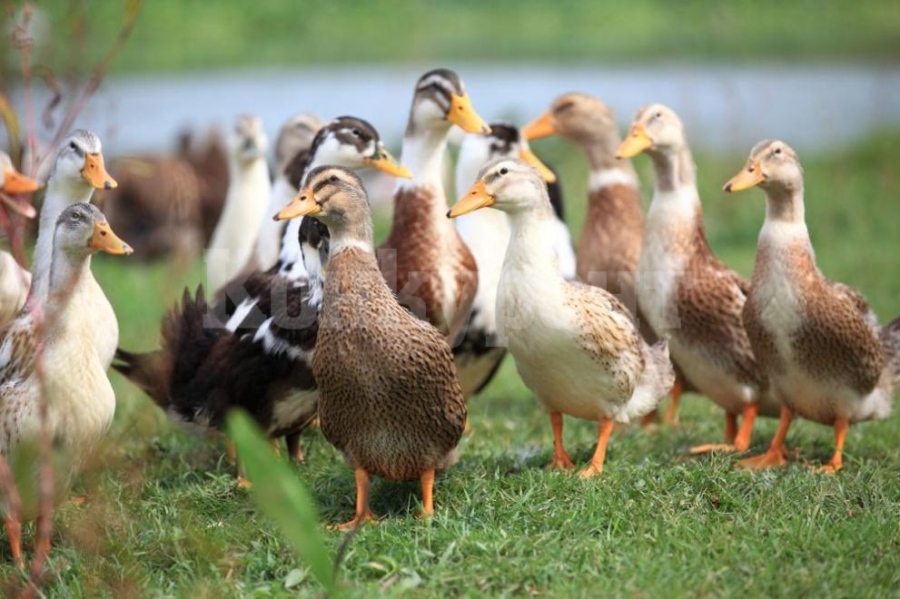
[308,116,410,180]
[55,202,132,258]
[616,103,686,159]
[459,121,556,184]
[406,68,491,136]
[724,139,804,196]
[273,112,324,173]
[230,114,268,165]
[50,129,117,191]
[523,92,620,149]
[448,158,547,218]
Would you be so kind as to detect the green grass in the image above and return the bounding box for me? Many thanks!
[2,134,900,597]
[2,0,899,77]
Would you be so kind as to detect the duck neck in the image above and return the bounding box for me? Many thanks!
[329,218,374,258]
[504,205,563,278]
[31,177,95,301]
[45,248,91,320]
[648,142,696,193]
[399,125,451,194]
[764,184,806,225]
[583,137,634,174]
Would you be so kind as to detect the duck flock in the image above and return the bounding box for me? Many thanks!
[1,67,900,563]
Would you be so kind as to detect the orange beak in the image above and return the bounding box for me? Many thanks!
[81,153,118,190]
[518,146,557,183]
[274,186,321,221]
[521,111,557,141]
[448,93,491,135]
[89,220,133,255]
[363,147,413,179]
[1,168,41,194]
[724,160,765,193]
[615,124,653,159]
[447,179,495,218]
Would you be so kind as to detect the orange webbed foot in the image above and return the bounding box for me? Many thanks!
[328,511,376,531]
[547,452,575,471]
[689,443,738,455]
[577,463,604,479]
[738,447,788,470]
[236,477,253,490]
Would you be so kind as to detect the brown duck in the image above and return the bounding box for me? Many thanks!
[277,165,466,528]
[616,104,781,452]
[378,68,490,342]
[725,140,895,472]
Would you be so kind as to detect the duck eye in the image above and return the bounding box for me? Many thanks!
[69,142,78,151]
[499,167,508,176]
[328,175,338,183]
[655,112,662,119]
[774,147,782,155]
[351,128,361,137]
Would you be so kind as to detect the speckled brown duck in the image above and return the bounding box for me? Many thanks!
[616,104,780,452]
[725,140,894,472]
[449,158,674,477]
[523,93,690,427]
[377,68,490,342]
[277,165,466,528]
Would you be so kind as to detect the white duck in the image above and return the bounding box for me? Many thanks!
[449,159,674,477]
[0,202,131,568]
[453,121,574,398]
[206,114,272,293]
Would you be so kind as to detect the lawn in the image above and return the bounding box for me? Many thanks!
[0,132,898,597]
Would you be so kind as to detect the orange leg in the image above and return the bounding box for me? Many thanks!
[732,403,759,452]
[812,418,849,474]
[419,469,435,518]
[578,418,615,478]
[331,468,376,530]
[662,378,684,426]
[4,513,23,570]
[690,411,739,454]
[738,406,793,470]
[547,412,575,470]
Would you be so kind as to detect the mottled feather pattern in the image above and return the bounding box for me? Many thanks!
[316,248,466,482]
[674,216,762,390]
[880,316,900,390]
[378,185,478,342]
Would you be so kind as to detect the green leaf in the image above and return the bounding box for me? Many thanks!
[226,410,336,595]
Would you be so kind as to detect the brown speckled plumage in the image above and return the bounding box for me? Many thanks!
[378,185,478,342]
[317,247,466,481]
[880,317,900,390]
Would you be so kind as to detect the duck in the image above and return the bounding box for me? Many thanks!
[0,152,41,326]
[448,158,674,477]
[206,114,272,294]
[377,68,489,342]
[882,317,900,390]
[724,140,895,472]
[115,116,409,465]
[22,131,120,371]
[277,165,466,528]
[523,93,692,427]
[616,104,780,452]
[0,202,131,568]
[452,121,574,398]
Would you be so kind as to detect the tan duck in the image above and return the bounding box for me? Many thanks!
[452,122,572,398]
[378,68,490,341]
[0,152,41,326]
[277,165,466,528]
[523,93,689,426]
[725,140,894,471]
[616,104,780,452]
[0,203,131,568]
[448,158,674,477]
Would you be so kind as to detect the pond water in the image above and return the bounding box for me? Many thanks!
[9,62,900,156]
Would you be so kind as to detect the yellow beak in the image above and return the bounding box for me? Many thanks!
[521,111,557,141]
[447,180,495,218]
[724,160,765,193]
[81,153,118,190]
[448,93,491,135]
[89,220,133,255]
[274,188,321,221]
[363,148,413,179]
[1,168,41,194]
[519,147,557,183]
[615,124,653,159]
